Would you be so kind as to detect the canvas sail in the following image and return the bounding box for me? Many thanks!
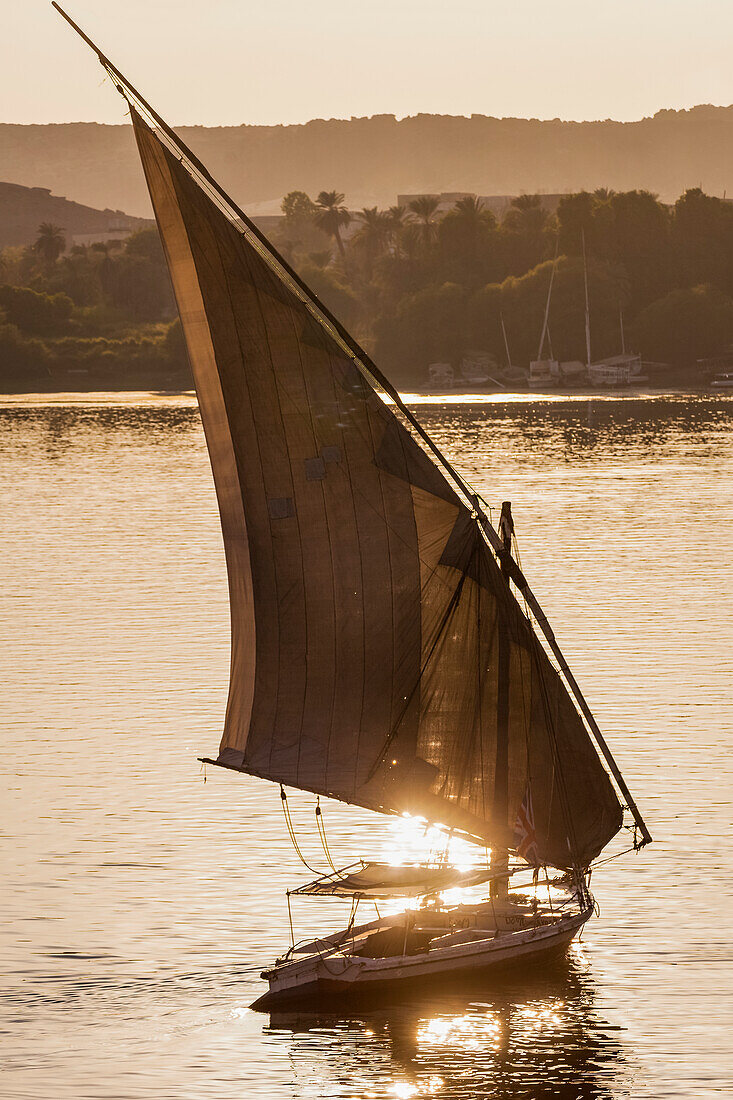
[129,108,622,870]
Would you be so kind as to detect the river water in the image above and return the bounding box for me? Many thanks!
[1,392,731,1099]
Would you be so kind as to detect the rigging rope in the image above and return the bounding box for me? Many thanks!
[315,798,338,873]
[280,785,321,874]
[590,843,639,868]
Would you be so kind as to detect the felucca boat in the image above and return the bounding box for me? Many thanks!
[55,4,653,1011]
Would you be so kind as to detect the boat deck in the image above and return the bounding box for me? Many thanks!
[253,892,591,1011]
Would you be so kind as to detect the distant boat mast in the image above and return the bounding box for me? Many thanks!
[582,227,592,368]
[500,312,512,368]
[537,245,558,360]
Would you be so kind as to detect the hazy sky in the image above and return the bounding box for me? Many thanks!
[4,0,733,127]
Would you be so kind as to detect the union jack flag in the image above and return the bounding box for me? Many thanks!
[514,783,540,867]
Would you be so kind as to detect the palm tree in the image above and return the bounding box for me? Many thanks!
[349,207,392,280]
[452,195,486,219]
[33,222,66,264]
[408,195,440,246]
[440,196,496,285]
[501,195,551,272]
[448,195,496,233]
[352,207,391,263]
[384,205,412,257]
[387,205,410,230]
[314,191,351,259]
[503,193,547,229]
[399,223,423,261]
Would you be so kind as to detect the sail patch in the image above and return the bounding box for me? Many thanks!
[304,457,326,481]
[268,497,295,519]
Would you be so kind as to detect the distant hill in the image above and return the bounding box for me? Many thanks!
[0,180,152,250]
[2,106,733,217]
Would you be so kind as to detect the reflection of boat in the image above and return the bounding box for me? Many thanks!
[58,5,652,1012]
[266,954,631,1098]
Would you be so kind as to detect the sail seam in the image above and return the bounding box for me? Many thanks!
[234,235,314,787]
[276,280,340,792]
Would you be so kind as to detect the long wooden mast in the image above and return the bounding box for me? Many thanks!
[537,259,557,361]
[52,1,652,853]
[491,502,514,896]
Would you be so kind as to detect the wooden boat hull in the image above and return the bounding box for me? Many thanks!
[251,904,592,1012]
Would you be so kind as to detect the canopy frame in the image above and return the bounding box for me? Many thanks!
[290,859,506,899]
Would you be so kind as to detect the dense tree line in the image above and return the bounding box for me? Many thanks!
[0,226,186,386]
[2,187,733,390]
[273,186,733,382]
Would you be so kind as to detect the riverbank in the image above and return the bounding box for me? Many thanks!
[0,352,720,397]
[0,364,192,395]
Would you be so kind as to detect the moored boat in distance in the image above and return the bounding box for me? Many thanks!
[711,372,733,389]
[528,358,560,389]
[588,353,645,387]
[56,2,653,1012]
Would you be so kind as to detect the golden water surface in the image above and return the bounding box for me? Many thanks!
[1,392,731,1099]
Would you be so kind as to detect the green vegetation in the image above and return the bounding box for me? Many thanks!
[268,185,733,385]
[0,284,73,334]
[0,225,188,390]
[2,188,732,391]
[33,222,66,265]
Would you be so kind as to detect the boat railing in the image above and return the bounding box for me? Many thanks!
[275,884,585,970]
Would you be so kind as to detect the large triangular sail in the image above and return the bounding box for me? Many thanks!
[53,3,651,871]
[130,108,622,869]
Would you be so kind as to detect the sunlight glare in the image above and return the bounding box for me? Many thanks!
[391,1077,443,1099]
[380,814,487,870]
[417,1012,502,1052]
[517,1001,565,1032]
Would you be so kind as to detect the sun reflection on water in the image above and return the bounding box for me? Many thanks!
[516,1001,565,1032]
[418,1010,503,1051]
[267,948,632,1098]
[391,1077,444,1099]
